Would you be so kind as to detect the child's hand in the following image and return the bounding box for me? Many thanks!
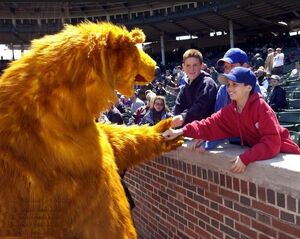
[162,128,183,141]
[190,139,205,152]
[171,115,184,128]
[230,156,246,174]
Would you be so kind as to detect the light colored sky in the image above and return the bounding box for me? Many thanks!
[0,44,28,60]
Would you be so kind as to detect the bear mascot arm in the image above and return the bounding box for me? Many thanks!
[0,22,183,238]
[100,118,183,173]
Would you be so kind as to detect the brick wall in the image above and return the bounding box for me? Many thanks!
[125,145,300,239]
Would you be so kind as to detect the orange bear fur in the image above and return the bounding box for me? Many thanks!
[0,22,183,238]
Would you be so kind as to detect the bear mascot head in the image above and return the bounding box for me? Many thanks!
[0,22,183,238]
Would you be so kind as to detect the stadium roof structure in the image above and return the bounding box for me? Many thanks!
[0,1,299,45]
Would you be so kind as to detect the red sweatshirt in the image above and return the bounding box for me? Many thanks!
[182,93,300,165]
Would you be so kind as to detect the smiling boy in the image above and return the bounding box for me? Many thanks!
[172,49,218,128]
[164,67,300,174]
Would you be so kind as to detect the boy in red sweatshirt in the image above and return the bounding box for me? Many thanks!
[163,67,300,174]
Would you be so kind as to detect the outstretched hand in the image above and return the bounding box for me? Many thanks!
[189,139,205,152]
[171,115,184,128]
[162,128,183,141]
[154,118,184,151]
[230,156,246,174]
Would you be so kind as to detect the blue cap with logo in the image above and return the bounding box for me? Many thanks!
[217,48,248,66]
[218,67,256,90]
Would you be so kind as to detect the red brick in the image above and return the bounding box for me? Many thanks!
[241,180,248,195]
[205,191,222,204]
[252,200,279,217]
[186,175,193,183]
[249,182,257,198]
[185,227,198,239]
[258,234,271,239]
[167,215,178,228]
[156,164,167,172]
[252,220,277,238]
[206,224,223,238]
[152,193,161,203]
[184,211,198,225]
[158,204,169,214]
[206,208,224,222]
[272,218,300,238]
[193,177,209,189]
[219,205,239,220]
[235,222,257,238]
[278,232,296,239]
[258,186,266,202]
[188,223,195,232]
[197,203,205,213]
[240,214,251,225]
[209,183,218,193]
[150,167,160,175]
[233,177,240,192]
[287,195,296,212]
[174,185,186,195]
[188,206,194,214]
[195,210,210,223]
[173,169,185,180]
[184,196,198,208]
[219,188,239,201]
[145,183,154,191]
[195,226,212,239]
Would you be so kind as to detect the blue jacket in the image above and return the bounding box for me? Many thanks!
[173,71,218,126]
[267,86,288,112]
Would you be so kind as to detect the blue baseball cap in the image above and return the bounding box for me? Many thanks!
[218,67,256,90]
[217,48,248,66]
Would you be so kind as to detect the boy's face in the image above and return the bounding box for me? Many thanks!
[223,62,241,74]
[182,57,202,82]
[226,80,252,102]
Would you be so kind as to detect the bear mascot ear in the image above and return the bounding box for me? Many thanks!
[103,25,145,49]
[128,28,145,44]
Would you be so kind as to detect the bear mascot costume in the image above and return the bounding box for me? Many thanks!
[0,22,183,238]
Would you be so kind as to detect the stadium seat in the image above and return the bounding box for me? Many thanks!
[293,91,300,99]
[279,108,300,113]
[282,86,300,92]
[289,131,300,146]
[288,81,300,87]
[277,112,300,131]
[286,90,295,99]
[277,112,300,124]
[288,99,300,109]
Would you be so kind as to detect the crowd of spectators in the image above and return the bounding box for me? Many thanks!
[1,34,299,134]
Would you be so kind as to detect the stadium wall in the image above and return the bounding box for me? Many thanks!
[126,143,300,239]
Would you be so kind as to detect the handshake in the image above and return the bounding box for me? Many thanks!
[162,114,184,140]
[162,115,206,152]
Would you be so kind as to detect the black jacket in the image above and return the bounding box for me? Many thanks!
[268,86,288,112]
[173,71,218,125]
